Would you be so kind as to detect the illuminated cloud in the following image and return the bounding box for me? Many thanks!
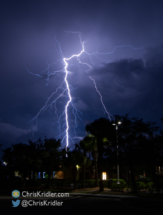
[74,100,88,111]
[0,122,31,138]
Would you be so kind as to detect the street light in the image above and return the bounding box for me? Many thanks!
[3,161,7,166]
[112,120,122,184]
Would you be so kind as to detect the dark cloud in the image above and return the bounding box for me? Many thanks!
[86,45,163,127]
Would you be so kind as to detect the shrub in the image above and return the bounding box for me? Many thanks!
[136,181,146,191]
[85,179,96,188]
[110,179,127,192]
[103,179,109,188]
[146,182,154,193]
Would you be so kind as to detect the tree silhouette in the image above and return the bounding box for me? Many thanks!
[86,118,115,192]
[2,138,63,188]
[79,137,92,188]
[62,146,84,189]
[111,114,160,194]
[39,138,62,188]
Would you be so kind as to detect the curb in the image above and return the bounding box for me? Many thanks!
[69,193,137,198]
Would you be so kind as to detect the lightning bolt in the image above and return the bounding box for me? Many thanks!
[27,32,143,150]
[89,76,113,121]
[63,32,85,148]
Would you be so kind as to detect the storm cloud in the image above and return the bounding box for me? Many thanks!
[0,0,163,151]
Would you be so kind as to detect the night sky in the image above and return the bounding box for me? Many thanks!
[1,0,163,153]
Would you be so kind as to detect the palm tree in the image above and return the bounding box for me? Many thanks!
[78,138,92,188]
[81,135,99,187]
[86,118,115,192]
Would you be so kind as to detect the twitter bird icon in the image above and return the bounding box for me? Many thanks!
[12,200,20,207]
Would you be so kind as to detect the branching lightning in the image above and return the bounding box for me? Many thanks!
[62,33,85,147]
[27,32,143,149]
[89,76,112,121]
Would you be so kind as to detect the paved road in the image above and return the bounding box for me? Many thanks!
[0,195,163,214]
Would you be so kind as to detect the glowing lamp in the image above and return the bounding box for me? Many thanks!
[102,172,106,180]
[3,162,7,166]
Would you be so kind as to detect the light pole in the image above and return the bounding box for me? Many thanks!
[112,121,122,184]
